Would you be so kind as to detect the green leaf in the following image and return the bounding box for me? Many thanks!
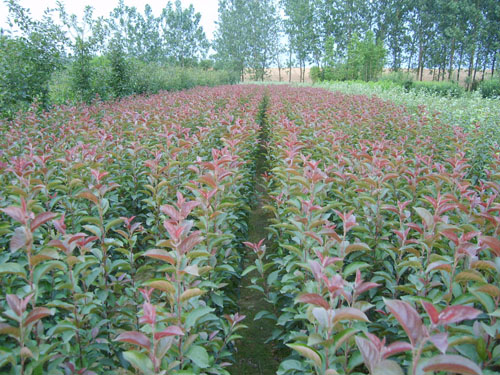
[186,345,209,368]
[242,265,257,276]
[343,262,370,277]
[83,224,102,238]
[373,360,404,375]
[415,207,434,229]
[105,218,124,232]
[286,343,322,368]
[122,350,154,375]
[185,307,214,330]
[0,263,26,278]
[33,260,65,284]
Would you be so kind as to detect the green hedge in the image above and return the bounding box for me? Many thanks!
[411,80,465,97]
[479,78,500,98]
[49,58,239,105]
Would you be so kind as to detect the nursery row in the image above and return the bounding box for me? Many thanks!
[250,86,499,375]
[0,86,264,374]
[1,84,499,375]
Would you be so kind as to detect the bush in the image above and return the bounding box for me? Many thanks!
[411,81,464,97]
[310,67,322,83]
[0,34,62,116]
[378,71,413,90]
[479,78,500,98]
[49,59,238,105]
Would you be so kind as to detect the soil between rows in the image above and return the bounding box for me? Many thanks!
[231,95,284,374]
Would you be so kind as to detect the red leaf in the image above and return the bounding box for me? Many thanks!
[438,305,481,326]
[304,231,323,245]
[423,354,483,375]
[179,231,203,254]
[356,279,380,295]
[114,331,151,350]
[143,249,176,265]
[479,236,500,257]
[180,200,199,219]
[355,336,379,372]
[10,227,28,252]
[1,206,26,224]
[333,307,369,323]
[160,204,180,221]
[297,293,330,309]
[384,299,425,346]
[154,325,184,340]
[421,301,439,325]
[429,332,448,354]
[6,294,22,316]
[382,341,412,359]
[199,174,217,189]
[31,212,57,231]
[163,221,183,242]
[440,229,459,245]
[25,307,52,325]
[77,191,99,205]
[426,261,452,273]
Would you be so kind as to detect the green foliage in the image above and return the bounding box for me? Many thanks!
[70,38,94,103]
[309,67,322,83]
[49,60,238,104]
[479,78,500,98]
[411,80,465,97]
[214,0,280,81]
[108,39,130,98]
[318,31,386,83]
[160,0,209,67]
[0,1,65,116]
[316,80,500,142]
[345,31,386,81]
[378,70,414,90]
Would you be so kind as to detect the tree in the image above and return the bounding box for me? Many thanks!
[160,0,209,67]
[281,0,318,82]
[214,0,279,81]
[108,37,129,97]
[346,31,386,81]
[1,0,66,114]
[56,3,108,102]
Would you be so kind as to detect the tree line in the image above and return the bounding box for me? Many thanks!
[2,0,499,115]
[214,0,500,85]
[0,0,222,115]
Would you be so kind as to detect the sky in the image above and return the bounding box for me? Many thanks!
[0,0,219,41]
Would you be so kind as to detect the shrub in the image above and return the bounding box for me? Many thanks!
[479,78,500,98]
[411,80,464,97]
[378,70,413,90]
[309,66,322,83]
[49,59,238,105]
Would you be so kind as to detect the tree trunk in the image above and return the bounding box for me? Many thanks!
[288,48,292,83]
[457,45,464,82]
[448,38,456,80]
[481,50,489,81]
[418,42,424,81]
[407,49,414,74]
[473,50,479,83]
[492,51,497,77]
[467,47,475,89]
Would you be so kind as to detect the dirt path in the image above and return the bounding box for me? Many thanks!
[231,95,282,374]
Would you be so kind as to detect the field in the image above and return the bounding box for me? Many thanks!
[1,84,499,375]
[246,68,495,85]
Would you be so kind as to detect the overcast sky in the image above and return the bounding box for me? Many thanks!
[0,0,219,41]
